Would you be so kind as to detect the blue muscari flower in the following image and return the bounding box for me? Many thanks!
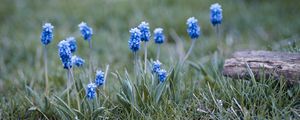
[66,37,77,53]
[154,28,165,44]
[86,83,97,100]
[152,60,162,74]
[71,55,85,67]
[95,70,105,87]
[138,21,151,42]
[210,3,223,26]
[186,17,201,39]
[78,22,93,41]
[158,69,167,83]
[58,40,72,69]
[40,23,54,45]
[128,28,141,52]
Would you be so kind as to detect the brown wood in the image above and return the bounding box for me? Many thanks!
[222,51,300,83]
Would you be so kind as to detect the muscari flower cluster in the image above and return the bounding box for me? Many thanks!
[95,70,105,87]
[186,17,200,39]
[41,23,54,45]
[58,40,72,69]
[158,69,167,83]
[152,60,161,74]
[154,28,165,44]
[138,21,151,42]
[85,69,106,99]
[152,60,167,83]
[128,28,142,52]
[66,37,77,53]
[71,55,85,67]
[78,22,93,41]
[210,3,222,26]
[60,36,84,68]
[128,22,166,54]
[86,83,97,100]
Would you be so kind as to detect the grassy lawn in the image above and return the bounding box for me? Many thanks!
[0,0,300,119]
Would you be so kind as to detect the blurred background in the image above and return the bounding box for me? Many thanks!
[0,0,299,95]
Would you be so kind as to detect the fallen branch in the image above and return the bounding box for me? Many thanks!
[223,51,300,83]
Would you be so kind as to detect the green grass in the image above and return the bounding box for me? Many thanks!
[1,0,300,119]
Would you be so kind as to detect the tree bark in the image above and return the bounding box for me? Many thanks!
[222,51,300,83]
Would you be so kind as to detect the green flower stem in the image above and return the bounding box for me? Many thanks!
[156,44,160,60]
[144,42,148,74]
[88,40,92,83]
[67,69,71,106]
[70,68,81,111]
[134,52,138,81]
[44,46,49,96]
[182,39,196,62]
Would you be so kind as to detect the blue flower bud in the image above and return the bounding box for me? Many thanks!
[71,55,85,67]
[128,28,141,52]
[95,70,105,87]
[158,69,167,83]
[66,37,77,53]
[152,60,162,74]
[58,40,72,69]
[86,83,97,100]
[210,3,222,26]
[78,22,93,41]
[138,21,151,42]
[41,23,54,45]
[154,28,165,44]
[186,17,201,39]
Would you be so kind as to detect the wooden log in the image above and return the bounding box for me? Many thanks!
[222,51,300,83]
